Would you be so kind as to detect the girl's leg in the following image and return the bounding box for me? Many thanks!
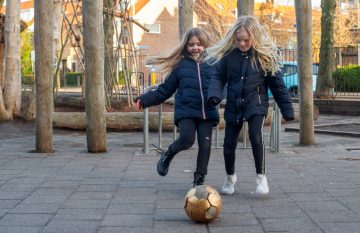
[247,115,265,174]
[169,118,196,154]
[157,118,196,176]
[248,115,269,194]
[223,122,242,175]
[221,122,242,194]
[193,120,214,186]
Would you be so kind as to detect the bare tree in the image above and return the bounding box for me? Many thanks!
[179,0,193,40]
[295,0,315,145]
[103,4,114,93]
[34,0,54,152]
[194,0,234,42]
[104,0,115,98]
[237,0,254,17]
[0,0,21,121]
[0,13,4,91]
[316,0,336,98]
[83,0,107,153]
[53,0,62,94]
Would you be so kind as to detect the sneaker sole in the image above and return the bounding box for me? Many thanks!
[221,189,234,195]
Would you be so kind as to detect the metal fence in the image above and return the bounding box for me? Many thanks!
[141,85,283,155]
[278,47,360,97]
[135,47,360,98]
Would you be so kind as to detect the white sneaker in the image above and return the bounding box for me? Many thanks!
[255,174,269,195]
[221,173,237,195]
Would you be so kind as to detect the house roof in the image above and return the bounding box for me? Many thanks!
[129,0,151,16]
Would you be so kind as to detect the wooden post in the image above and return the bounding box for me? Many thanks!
[179,0,193,40]
[316,0,336,98]
[34,0,54,152]
[83,0,107,152]
[237,0,254,17]
[295,0,315,145]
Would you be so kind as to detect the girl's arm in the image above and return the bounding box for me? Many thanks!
[137,71,179,109]
[207,59,227,105]
[267,71,294,120]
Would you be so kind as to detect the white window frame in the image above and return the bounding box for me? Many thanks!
[144,23,161,34]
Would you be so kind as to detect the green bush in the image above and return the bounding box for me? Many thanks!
[117,71,127,85]
[333,65,360,93]
[63,72,82,87]
[22,75,34,85]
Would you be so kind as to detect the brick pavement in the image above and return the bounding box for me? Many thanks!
[0,115,359,233]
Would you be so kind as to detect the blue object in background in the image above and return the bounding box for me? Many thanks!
[269,61,318,97]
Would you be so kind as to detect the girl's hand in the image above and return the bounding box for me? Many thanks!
[134,98,143,111]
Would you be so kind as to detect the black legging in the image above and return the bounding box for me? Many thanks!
[167,118,213,175]
[223,115,265,175]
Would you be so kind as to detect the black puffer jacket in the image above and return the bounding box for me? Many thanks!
[208,48,294,124]
[139,57,219,126]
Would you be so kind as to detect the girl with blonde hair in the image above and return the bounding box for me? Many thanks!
[135,27,219,187]
[205,16,294,195]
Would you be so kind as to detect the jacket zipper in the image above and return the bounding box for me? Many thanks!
[197,63,206,119]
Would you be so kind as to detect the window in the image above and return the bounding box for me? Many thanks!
[21,9,33,22]
[144,23,161,34]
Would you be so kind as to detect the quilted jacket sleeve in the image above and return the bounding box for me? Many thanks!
[267,71,294,120]
[207,59,227,103]
[139,70,179,108]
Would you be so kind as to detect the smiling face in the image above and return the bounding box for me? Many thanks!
[235,29,253,52]
[186,36,204,61]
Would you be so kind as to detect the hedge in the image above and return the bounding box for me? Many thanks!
[22,75,35,85]
[333,65,360,93]
[63,72,82,87]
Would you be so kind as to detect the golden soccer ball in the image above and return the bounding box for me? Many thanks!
[184,185,222,223]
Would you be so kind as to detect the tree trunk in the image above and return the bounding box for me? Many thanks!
[53,0,62,94]
[34,0,54,153]
[0,38,4,90]
[0,13,4,89]
[2,0,21,120]
[237,0,254,17]
[295,0,315,145]
[83,0,107,153]
[104,0,115,98]
[316,0,336,98]
[179,0,193,40]
[53,112,176,131]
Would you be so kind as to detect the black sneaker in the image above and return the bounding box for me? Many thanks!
[157,149,174,176]
[193,172,205,187]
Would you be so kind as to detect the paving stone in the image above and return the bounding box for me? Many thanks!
[9,203,59,214]
[97,226,154,233]
[318,222,360,233]
[61,199,110,209]
[0,214,52,226]
[0,226,41,233]
[0,115,359,232]
[306,209,360,223]
[101,214,153,227]
[42,220,100,233]
[154,220,208,233]
[52,208,105,221]
[106,203,155,215]
[259,217,321,232]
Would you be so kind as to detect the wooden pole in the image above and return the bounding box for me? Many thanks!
[295,0,315,145]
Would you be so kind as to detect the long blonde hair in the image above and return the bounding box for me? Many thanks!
[146,27,214,73]
[204,16,282,75]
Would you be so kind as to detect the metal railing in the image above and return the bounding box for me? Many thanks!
[141,85,282,154]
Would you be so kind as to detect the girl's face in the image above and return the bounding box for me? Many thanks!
[186,36,204,61]
[235,30,253,52]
